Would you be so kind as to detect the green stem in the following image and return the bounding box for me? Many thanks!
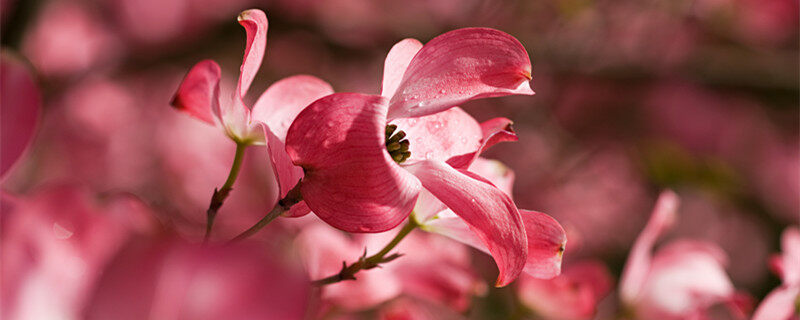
[204,142,247,242]
[229,203,286,242]
[228,181,304,243]
[311,215,420,286]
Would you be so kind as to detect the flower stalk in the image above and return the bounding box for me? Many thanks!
[229,182,303,242]
[311,214,420,286]
[204,142,247,242]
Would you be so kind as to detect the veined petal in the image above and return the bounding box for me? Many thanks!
[424,209,565,279]
[448,117,518,169]
[406,160,527,286]
[251,75,334,140]
[170,60,220,125]
[381,38,423,98]
[1,54,41,179]
[235,9,267,98]
[414,157,514,223]
[285,93,420,233]
[619,190,680,304]
[391,107,482,164]
[387,28,534,120]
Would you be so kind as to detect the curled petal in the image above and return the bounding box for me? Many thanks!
[170,60,220,125]
[620,190,679,303]
[251,75,334,139]
[1,54,40,178]
[235,9,268,98]
[447,117,518,169]
[424,209,565,279]
[387,28,534,120]
[407,160,527,286]
[391,107,482,164]
[285,93,420,233]
[520,210,567,278]
[381,38,423,98]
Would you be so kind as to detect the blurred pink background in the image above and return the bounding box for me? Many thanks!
[1,0,797,318]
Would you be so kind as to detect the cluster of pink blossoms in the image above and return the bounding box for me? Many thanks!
[2,7,798,320]
[172,8,567,288]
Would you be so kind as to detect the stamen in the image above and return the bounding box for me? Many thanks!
[385,124,411,164]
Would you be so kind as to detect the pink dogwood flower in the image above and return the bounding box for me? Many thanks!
[171,9,332,214]
[752,226,800,320]
[286,28,540,286]
[619,191,745,319]
[1,53,41,179]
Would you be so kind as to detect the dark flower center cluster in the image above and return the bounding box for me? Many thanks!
[385,124,411,164]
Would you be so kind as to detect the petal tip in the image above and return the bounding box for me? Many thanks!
[238,8,265,21]
[522,70,532,81]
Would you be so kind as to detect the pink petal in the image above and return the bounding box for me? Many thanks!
[467,158,515,196]
[406,160,527,286]
[1,54,41,178]
[86,238,310,320]
[415,157,515,222]
[285,93,421,233]
[251,75,333,200]
[264,127,305,206]
[778,227,800,285]
[387,28,534,120]
[381,38,423,98]
[235,9,267,99]
[390,107,482,164]
[752,285,800,320]
[215,9,269,143]
[251,75,334,139]
[519,210,567,278]
[640,239,735,317]
[447,117,518,169]
[619,190,680,303]
[517,261,613,320]
[170,59,221,125]
[424,209,565,279]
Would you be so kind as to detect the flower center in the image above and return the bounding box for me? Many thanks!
[385,124,411,164]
